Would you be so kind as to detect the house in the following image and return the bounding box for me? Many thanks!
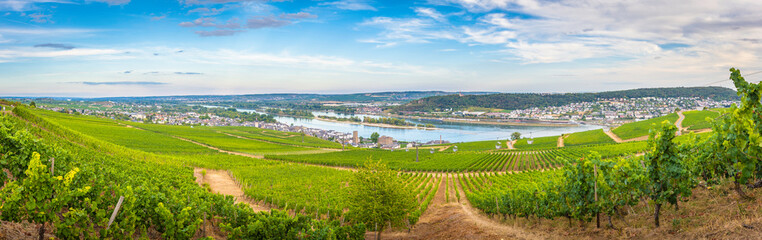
[378,135,394,146]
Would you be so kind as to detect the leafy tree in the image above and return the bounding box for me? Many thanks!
[370,132,380,143]
[29,101,36,108]
[347,162,416,240]
[698,68,762,198]
[511,132,521,141]
[644,121,693,227]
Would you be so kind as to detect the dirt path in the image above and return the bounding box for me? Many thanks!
[556,135,566,148]
[382,173,550,240]
[603,130,624,143]
[675,111,686,135]
[507,140,516,150]
[603,129,648,143]
[194,168,269,212]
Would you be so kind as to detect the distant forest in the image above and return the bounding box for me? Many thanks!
[393,87,738,112]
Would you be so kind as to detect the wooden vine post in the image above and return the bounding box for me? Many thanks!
[594,164,599,228]
[107,196,125,231]
[40,158,55,240]
[495,197,500,220]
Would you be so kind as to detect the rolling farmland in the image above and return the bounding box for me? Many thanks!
[0,100,747,240]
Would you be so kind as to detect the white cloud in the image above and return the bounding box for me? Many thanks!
[396,0,762,66]
[440,0,540,13]
[0,34,9,44]
[178,49,451,76]
[321,0,376,11]
[415,7,446,22]
[463,27,515,44]
[481,13,513,28]
[0,28,99,36]
[0,47,125,61]
[89,0,130,5]
[359,17,460,46]
[0,0,73,11]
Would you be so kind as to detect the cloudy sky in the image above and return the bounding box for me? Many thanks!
[0,0,760,97]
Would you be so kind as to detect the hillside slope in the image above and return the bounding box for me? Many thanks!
[394,86,736,112]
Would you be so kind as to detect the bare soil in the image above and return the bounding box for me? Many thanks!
[603,130,648,143]
[460,181,762,240]
[675,111,687,134]
[193,168,269,212]
[377,174,550,240]
[0,221,55,240]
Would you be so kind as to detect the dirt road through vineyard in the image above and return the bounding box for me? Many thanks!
[381,174,550,240]
[194,168,270,212]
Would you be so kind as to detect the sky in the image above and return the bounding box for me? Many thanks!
[0,0,761,97]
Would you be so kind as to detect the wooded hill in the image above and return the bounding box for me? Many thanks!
[393,86,737,112]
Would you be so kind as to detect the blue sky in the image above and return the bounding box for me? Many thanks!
[0,0,761,97]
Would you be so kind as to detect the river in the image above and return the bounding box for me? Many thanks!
[238,109,603,143]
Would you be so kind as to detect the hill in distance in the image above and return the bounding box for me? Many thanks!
[393,86,737,112]
[50,91,498,104]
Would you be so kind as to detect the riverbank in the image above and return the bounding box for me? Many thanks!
[440,118,578,127]
[315,117,439,130]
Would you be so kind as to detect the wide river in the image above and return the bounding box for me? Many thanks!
[238,109,603,143]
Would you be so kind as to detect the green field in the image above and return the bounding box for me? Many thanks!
[514,135,559,149]
[5,107,371,238]
[19,107,441,224]
[564,129,615,146]
[447,139,509,152]
[682,110,720,130]
[612,113,679,140]
[465,170,561,217]
[123,122,328,155]
[31,109,217,154]
[218,126,343,149]
[1,105,685,238]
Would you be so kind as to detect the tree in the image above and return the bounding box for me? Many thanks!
[370,132,380,143]
[29,101,36,108]
[644,121,693,227]
[698,68,762,198]
[347,162,416,240]
[511,132,521,141]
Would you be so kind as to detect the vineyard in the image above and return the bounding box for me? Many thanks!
[513,135,559,149]
[438,139,507,152]
[682,109,721,130]
[564,129,615,146]
[216,126,343,149]
[2,107,367,239]
[266,149,572,172]
[0,69,755,239]
[612,113,679,140]
[122,122,330,156]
